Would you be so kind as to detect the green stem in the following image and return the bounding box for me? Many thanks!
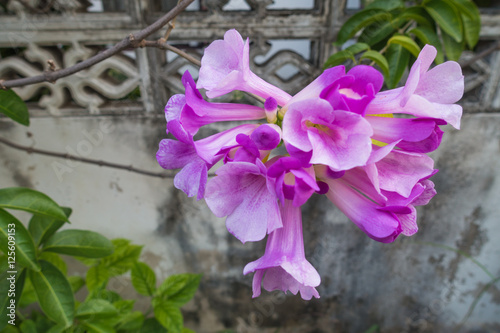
[458,276,500,328]
[414,241,494,279]
[16,309,26,321]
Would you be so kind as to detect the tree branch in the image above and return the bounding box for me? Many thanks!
[0,136,176,178]
[460,41,500,69]
[142,40,201,67]
[1,0,195,89]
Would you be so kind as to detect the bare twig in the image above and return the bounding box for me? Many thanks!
[0,136,176,178]
[1,0,195,89]
[163,0,182,41]
[460,42,500,69]
[142,40,201,67]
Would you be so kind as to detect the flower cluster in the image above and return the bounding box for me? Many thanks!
[157,30,464,300]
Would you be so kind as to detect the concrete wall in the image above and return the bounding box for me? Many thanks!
[1,110,499,332]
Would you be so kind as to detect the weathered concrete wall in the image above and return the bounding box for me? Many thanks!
[1,111,499,332]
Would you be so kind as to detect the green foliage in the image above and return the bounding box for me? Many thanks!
[29,261,75,328]
[328,0,481,87]
[43,229,114,258]
[0,186,201,333]
[0,187,69,221]
[0,89,30,126]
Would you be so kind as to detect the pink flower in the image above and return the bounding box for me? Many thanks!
[157,124,259,200]
[197,29,291,105]
[282,98,373,171]
[166,71,266,137]
[204,159,282,243]
[244,200,320,300]
[366,45,464,131]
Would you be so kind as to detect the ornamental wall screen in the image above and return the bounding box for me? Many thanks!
[0,0,499,116]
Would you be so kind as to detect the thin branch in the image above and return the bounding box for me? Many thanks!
[163,0,183,41]
[142,40,201,67]
[0,136,175,179]
[460,42,500,69]
[1,0,195,89]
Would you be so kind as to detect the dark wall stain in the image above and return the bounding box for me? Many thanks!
[447,206,487,283]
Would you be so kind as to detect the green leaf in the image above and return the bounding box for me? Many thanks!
[359,20,399,47]
[0,209,40,271]
[397,6,435,29]
[32,313,56,332]
[76,299,118,320]
[0,89,29,126]
[29,260,75,328]
[365,0,404,11]
[100,241,142,277]
[46,324,67,333]
[81,321,116,333]
[29,207,71,246]
[86,265,110,293]
[424,0,463,42]
[442,30,463,61]
[93,290,121,303]
[113,299,135,313]
[324,50,355,69]
[68,275,85,293]
[183,328,196,333]
[345,42,370,54]
[385,43,410,89]
[139,318,168,333]
[387,35,422,57]
[409,27,444,63]
[156,273,201,307]
[0,263,26,331]
[0,188,68,221]
[2,325,20,333]
[43,229,114,258]
[153,298,183,333]
[336,9,392,45]
[447,0,477,18]
[39,252,67,275]
[360,50,390,77]
[20,319,37,333]
[19,274,38,308]
[452,0,481,48]
[131,262,157,296]
[116,311,144,331]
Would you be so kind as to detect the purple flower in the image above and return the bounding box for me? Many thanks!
[282,98,373,171]
[197,30,291,105]
[267,156,322,207]
[244,200,320,300]
[317,165,403,243]
[157,124,259,200]
[367,115,445,153]
[218,124,282,163]
[204,159,282,243]
[366,45,464,129]
[316,141,437,242]
[166,71,266,137]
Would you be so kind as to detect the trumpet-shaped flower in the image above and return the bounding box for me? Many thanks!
[197,29,291,105]
[282,98,373,171]
[366,45,464,129]
[204,159,282,243]
[218,124,282,163]
[267,156,322,207]
[244,200,320,300]
[166,71,266,137]
[157,124,259,200]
